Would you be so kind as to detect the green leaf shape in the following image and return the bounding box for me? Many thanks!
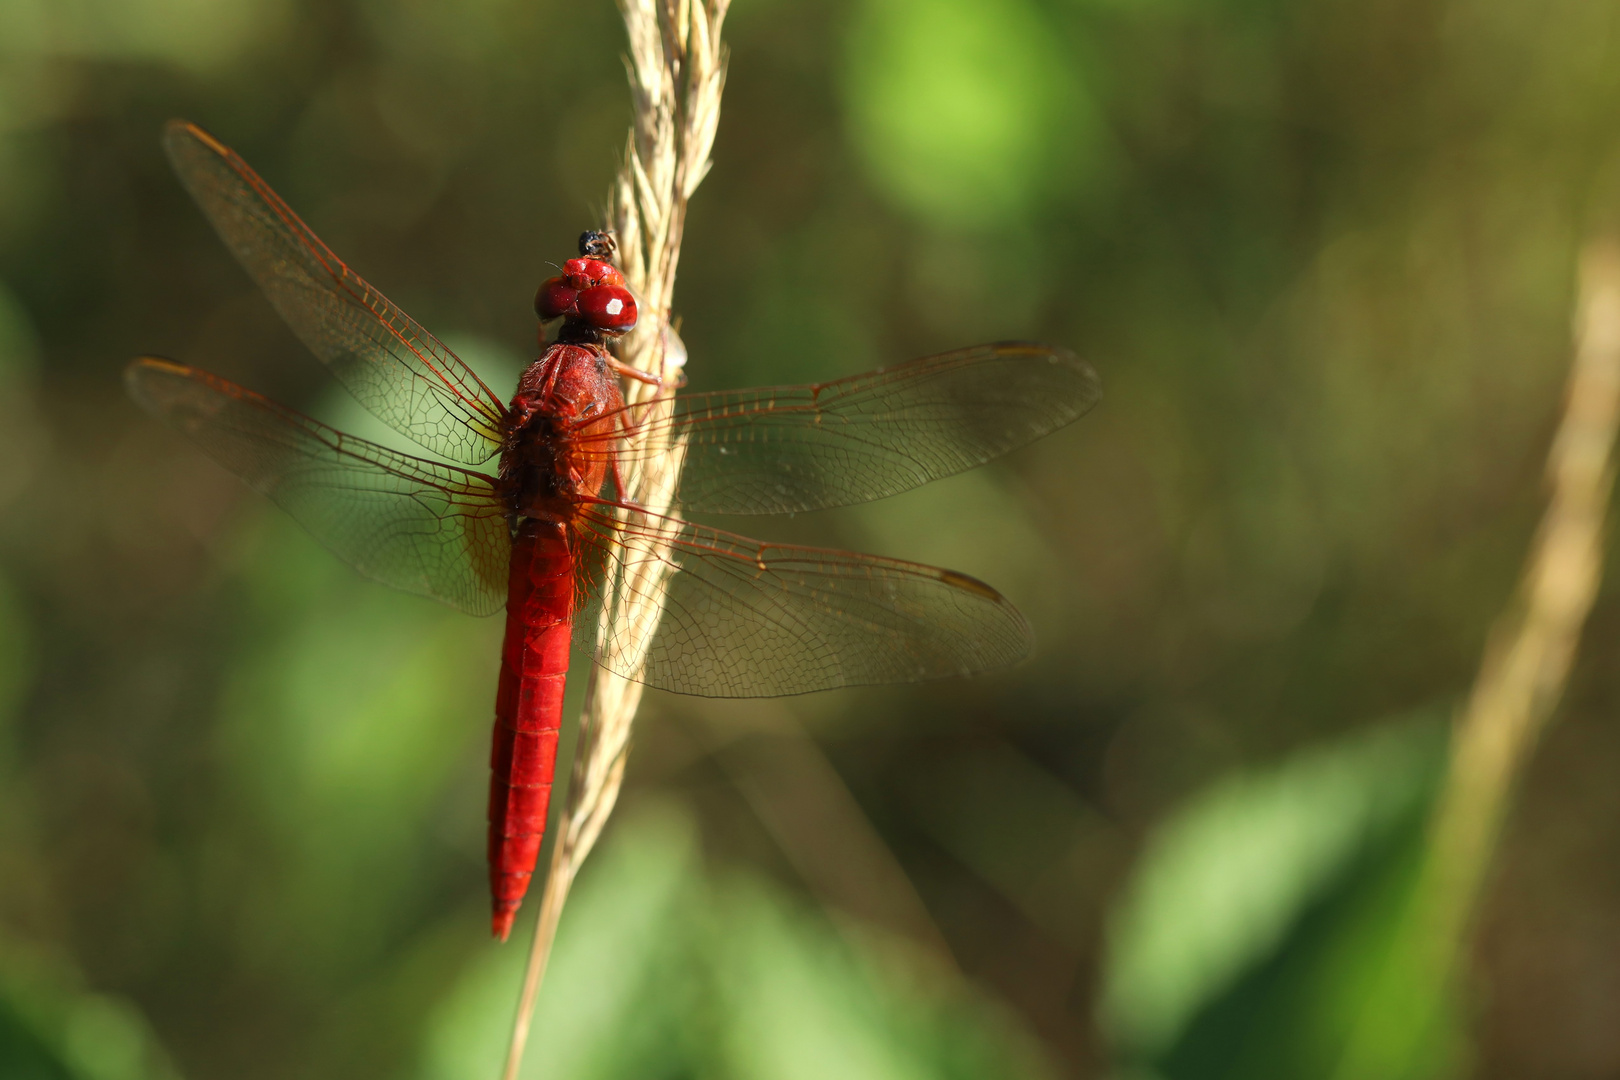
[418,802,1055,1080]
[418,805,701,1080]
[1101,716,1448,1067]
[0,940,183,1080]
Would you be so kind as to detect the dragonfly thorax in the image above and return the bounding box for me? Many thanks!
[498,342,625,523]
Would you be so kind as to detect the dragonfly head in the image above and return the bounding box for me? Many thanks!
[534,230,639,342]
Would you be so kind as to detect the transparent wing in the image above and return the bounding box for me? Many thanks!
[575,503,1030,697]
[575,343,1100,514]
[127,358,509,616]
[163,120,508,465]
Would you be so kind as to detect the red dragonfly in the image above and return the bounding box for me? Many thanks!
[128,121,1101,940]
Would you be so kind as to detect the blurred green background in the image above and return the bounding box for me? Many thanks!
[3,0,1620,1077]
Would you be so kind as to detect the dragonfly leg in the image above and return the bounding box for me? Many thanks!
[606,354,685,392]
[608,455,651,513]
[605,354,662,387]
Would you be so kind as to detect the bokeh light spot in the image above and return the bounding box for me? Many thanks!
[842,0,1092,228]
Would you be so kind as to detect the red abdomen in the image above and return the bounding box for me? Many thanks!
[488,518,574,940]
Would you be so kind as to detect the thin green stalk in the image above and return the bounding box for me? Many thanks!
[1337,238,1620,1077]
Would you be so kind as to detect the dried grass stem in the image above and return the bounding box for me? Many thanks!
[500,3,727,1078]
[1337,237,1620,1077]
[1424,237,1620,979]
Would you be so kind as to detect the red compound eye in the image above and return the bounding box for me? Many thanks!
[563,257,625,289]
[577,284,637,333]
[534,277,578,321]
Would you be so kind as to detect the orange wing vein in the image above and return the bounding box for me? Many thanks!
[164,120,508,465]
[127,357,509,616]
[574,503,1031,697]
[573,342,1101,514]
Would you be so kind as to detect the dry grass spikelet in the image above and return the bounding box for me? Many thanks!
[501,3,728,1078]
